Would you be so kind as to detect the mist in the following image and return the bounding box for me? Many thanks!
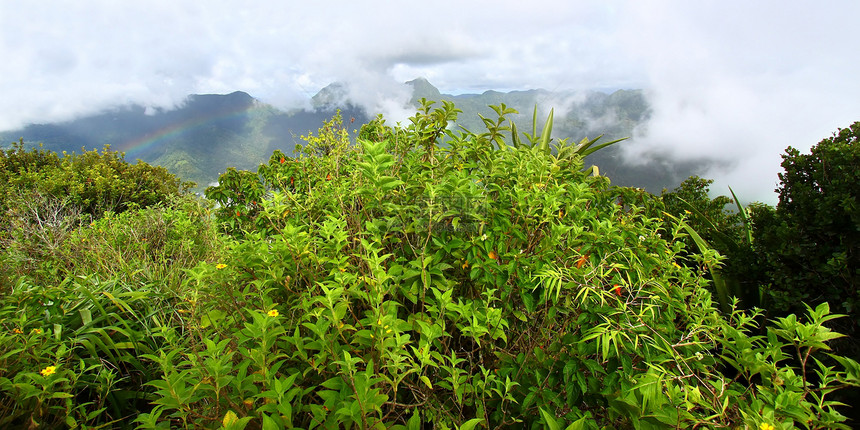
[2,1,859,203]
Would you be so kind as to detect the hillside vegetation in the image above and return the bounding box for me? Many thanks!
[1,80,694,194]
[1,102,858,429]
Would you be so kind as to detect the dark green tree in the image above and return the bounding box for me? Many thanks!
[661,176,733,231]
[753,121,859,336]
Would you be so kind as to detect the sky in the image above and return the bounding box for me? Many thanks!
[2,1,859,203]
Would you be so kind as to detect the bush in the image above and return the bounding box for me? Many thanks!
[0,276,173,428]
[0,141,194,224]
[752,122,859,342]
[2,107,857,429]
[0,142,205,291]
[0,198,224,428]
[139,104,858,429]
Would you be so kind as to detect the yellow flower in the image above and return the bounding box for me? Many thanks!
[40,366,57,377]
[760,424,775,430]
[216,263,228,270]
[267,309,279,317]
[31,328,43,335]
[12,328,23,334]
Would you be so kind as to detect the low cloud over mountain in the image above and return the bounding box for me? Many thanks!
[0,79,724,196]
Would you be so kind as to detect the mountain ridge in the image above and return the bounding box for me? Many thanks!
[1,79,702,192]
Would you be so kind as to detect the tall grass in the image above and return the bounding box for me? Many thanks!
[1,194,225,294]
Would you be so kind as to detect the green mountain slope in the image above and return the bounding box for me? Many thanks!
[1,79,708,192]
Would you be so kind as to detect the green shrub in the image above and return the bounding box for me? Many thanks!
[1,141,193,226]
[0,142,209,291]
[0,197,224,427]
[139,104,859,429]
[2,107,857,429]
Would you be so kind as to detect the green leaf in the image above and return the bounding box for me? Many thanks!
[262,414,280,430]
[407,410,421,430]
[539,407,562,430]
[420,375,433,389]
[565,416,589,430]
[728,186,753,244]
[538,108,554,153]
[79,308,92,325]
[459,418,484,430]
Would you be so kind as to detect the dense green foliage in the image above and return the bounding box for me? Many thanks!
[654,124,859,333]
[0,141,193,216]
[0,142,197,287]
[1,107,859,429]
[654,177,760,311]
[751,122,859,339]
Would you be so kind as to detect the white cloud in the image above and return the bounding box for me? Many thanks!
[1,1,858,203]
[615,1,860,203]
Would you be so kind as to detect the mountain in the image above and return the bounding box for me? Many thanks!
[404,78,704,191]
[1,91,369,188]
[1,79,705,193]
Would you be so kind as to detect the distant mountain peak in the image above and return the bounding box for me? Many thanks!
[405,77,441,104]
[311,82,349,110]
[187,91,253,102]
[184,91,256,113]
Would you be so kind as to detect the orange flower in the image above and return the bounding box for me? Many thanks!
[326,173,332,181]
[488,251,498,260]
[613,285,622,297]
[279,157,286,164]
[235,210,241,217]
[575,254,589,269]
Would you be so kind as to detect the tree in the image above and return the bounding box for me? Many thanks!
[753,121,859,337]
[0,141,193,221]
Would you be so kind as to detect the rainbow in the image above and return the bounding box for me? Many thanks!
[119,102,256,160]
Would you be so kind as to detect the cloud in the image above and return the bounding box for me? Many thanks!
[614,1,860,203]
[0,2,636,129]
[1,1,858,203]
